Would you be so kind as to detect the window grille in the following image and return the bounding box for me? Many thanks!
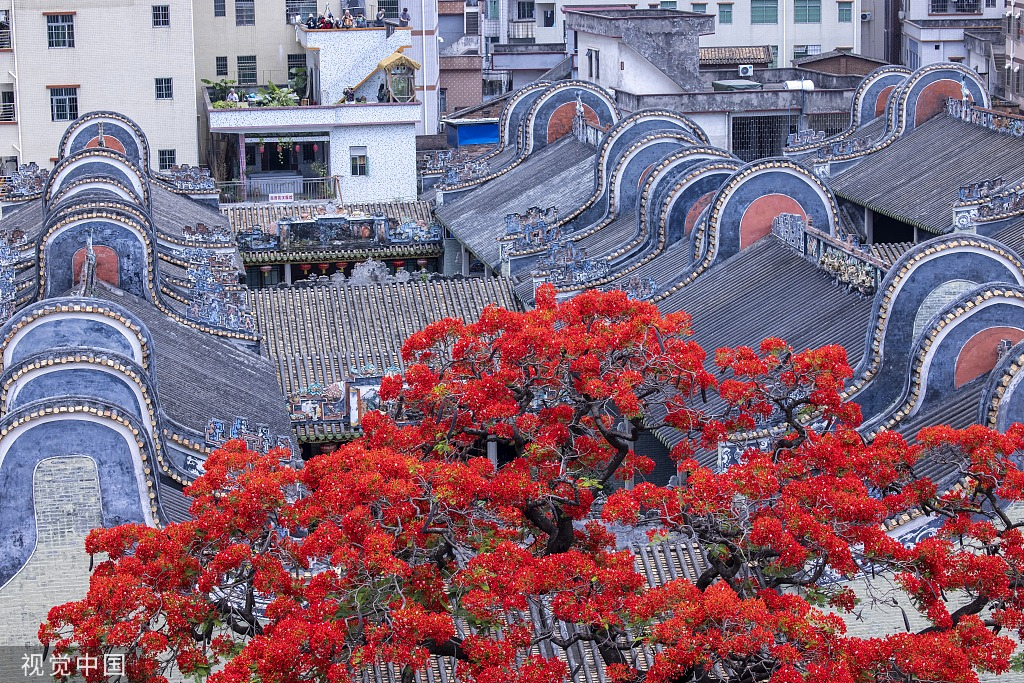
[152,5,170,26]
[237,55,257,86]
[236,0,256,25]
[50,87,78,121]
[47,15,75,48]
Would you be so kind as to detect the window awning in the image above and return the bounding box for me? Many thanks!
[378,52,422,71]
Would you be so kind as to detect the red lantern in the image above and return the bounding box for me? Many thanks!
[259,145,265,153]
[393,260,405,270]
[313,143,319,152]
[300,264,312,273]
[336,261,347,271]
[318,263,329,273]
[295,144,301,153]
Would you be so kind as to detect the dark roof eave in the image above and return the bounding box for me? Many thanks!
[833,189,951,235]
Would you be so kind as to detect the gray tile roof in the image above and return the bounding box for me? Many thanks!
[250,277,522,396]
[436,136,597,269]
[653,236,874,453]
[830,116,1024,234]
[150,185,230,238]
[93,283,291,438]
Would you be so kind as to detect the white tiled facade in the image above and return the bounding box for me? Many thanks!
[0,0,199,169]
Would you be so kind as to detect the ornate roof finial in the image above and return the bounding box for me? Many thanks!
[575,93,584,118]
[96,120,106,148]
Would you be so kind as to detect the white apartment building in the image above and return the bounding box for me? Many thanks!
[0,0,199,171]
[193,0,440,138]
[691,0,861,66]
[1006,3,1024,106]
[901,0,1003,67]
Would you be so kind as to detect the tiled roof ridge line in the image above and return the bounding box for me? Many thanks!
[551,156,739,294]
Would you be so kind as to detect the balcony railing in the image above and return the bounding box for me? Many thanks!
[0,102,14,122]
[217,176,340,204]
[0,29,10,49]
[929,0,980,13]
[481,17,500,37]
[508,19,535,40]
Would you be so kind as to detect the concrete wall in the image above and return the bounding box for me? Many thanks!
[11,0,198,166]
[329,122,418,200]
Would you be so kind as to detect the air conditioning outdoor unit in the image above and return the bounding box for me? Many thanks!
[860,11,872,20]
[738,64,754,77]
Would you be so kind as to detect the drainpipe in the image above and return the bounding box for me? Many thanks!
[11,0,21,165]
[421,0,430,132]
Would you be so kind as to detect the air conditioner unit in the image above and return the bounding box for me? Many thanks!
[738,64,754,77]
[860,11,872,20]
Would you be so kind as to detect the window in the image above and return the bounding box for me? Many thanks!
[288,53,306,73]
[237,55,257,86]
[379,0,400,18]
[517,1,535,19]
[718,2,733,21]
[769,45,779,68]
[1,89,15,122]
[236,0,255,25]
[350,146,368,176]
[986,0,996,7]
[155,77,173,99]
[46,15,75,48]
[216,56,228,76]
[660,0,677,6]
[692,3,708,11]
[837,1,852,21]
[152,5,170,26]
[158,149,176,171]
[751,0,778,22]
[49,87,78,121]
[794,0,820,21]
[929,0,979,12]
[285,0,318,22]
[214,0,225,16]
[586,48,600,79]
[439,87,447,113]
[906,37,919,69]
[793,44,821,59]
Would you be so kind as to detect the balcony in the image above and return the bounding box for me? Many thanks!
[0,28,10,49]
[0,102,14,122]
[217,176,340,204]
[508,19,536,40]
[205,87,421,133]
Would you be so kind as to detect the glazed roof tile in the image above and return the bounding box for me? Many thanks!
[830,116,1024,234]
[249,278,521,396]
[436,136,598,269]
[699,46,773,66]
[221,200,434,234]
[868,241,915,267]
[150,185,230,238]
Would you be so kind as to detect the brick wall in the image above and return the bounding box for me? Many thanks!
[439,56,484,114]
[0,457,101,647]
